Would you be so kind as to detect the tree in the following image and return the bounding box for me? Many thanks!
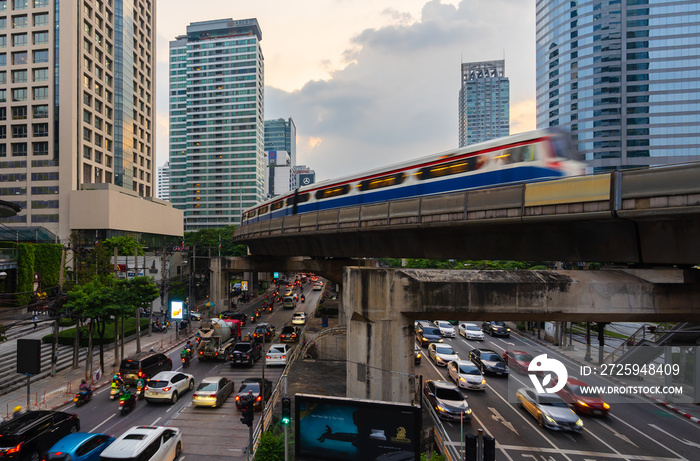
[184,226,247,257]
[103,236,145,256]
[118,276,159,353]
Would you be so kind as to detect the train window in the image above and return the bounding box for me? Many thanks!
[500,144,535,163]
[315,184,350,200]
[257,205,269,216]
[418,156,485,180]
[284,193,310,206]
[359,173,406,191]
[271,200,284,211]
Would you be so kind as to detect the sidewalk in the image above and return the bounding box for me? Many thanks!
[512,326,700,424]
[0,324,194,421]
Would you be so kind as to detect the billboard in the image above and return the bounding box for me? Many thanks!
[295,394,420,461]
[170,300,183,320]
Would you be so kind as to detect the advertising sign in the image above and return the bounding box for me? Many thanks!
[241,281,248,291]
[170,300,183,320]
[295,394,420,461]
[273,272,280,279]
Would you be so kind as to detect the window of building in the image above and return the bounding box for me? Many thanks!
[11,32,25,46]
[0,90,5,102]
[32,67,47,81]
[32,86,47,100]
[11,106,25,119]
[0,1,6,12]
[33,0,49,7]
[12,88,26,101]
[12,15,27,28]
[32,141,48,155]
[32,123,47,137]
[12,50,26,64]
[0,35,6,48]
[83,127,91,142]
[11,69,25,82]
[0,126,6,139]
[82,146,91,159]
[32,104,47,118]
[32,13,48,27]
[12,0,27,10]
[11,142,26,156]
[0,18,7,30]
[0,71,5,83]
[12,125,26,138]
[33,49,48,63]
[32,31,47,44]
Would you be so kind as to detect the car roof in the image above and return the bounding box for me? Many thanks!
[200,376,225,384]
[461,322,478,326]
[150,371,180,380]
[0,411,68,434]
[475,348,497,354]
[48,432,107,452]
[102,426,177,455]
[508,350,532,356]
[430,380,459,390]
[452,360,478,367]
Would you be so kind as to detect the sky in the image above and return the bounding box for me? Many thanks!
[155,0,536,182]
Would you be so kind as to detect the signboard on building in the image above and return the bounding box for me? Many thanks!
[241,281,248,291]
[298,173,315,187]
[171,300,183,320]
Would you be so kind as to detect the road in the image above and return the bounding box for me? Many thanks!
[418,328,700,461]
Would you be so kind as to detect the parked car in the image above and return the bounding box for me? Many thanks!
[119,351,172,385]
[46,433,114,461]
[468,348,509,376]
[414,344,422,364]
[435,320,456,338]
[192,377,234,408]
[0,411,80,461]
[279,325,300,343]
[428,343,460,366]
[516,388,583,432]
[503,350,536,374]
[266,343,291,366]
[554,377,610,416]
[235,378,273,410]
[144,371,195,404]
[228,341,262,367]
[253,323,276,342]
[447,360,486,391]
[189,312,202,321]
[482,321,511,337]
[99,426,182,461]
[416,325,444,348]
[423,380,471,421]
[291,312,307,325]
[458,323,484,341]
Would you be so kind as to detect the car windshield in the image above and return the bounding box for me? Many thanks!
[239,382,261,393]
[493,322,507,327]
[466,325,479,331]
[514,354,533,361]
[437,322,451,328]
[435,387,464,401]
[196,382,218,392]
[482,353,502,361]
[233,344,251,352]
[436,346,455,355]
[120,360,140,371]
[426,328,441,336]
[459,365,480,375]
[539,395,569,407]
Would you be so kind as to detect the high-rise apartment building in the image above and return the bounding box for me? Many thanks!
[264,117,296,168]
[0,0,182,243]
[169,19,265,231]
[157,161,170,201]
[265,150,293,198]
[536,0,700,172]
[458,60,510,147]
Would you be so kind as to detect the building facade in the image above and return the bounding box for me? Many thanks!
[265,150,292,198]
[458,60,510,147]
[0,0,182,243]
[169,19,265,231]
[294,164,315,188]
[264,117,295,166]
[536,0,700,172]
[157,161,170,201]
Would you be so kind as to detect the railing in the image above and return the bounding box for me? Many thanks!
[425,401,462,461]
[604,323,670,363]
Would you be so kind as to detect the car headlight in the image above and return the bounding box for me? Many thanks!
[544,414,556,424]
[436,405,446,413]
[576,419,584,427]
[459,376,466,382]
[481,379,486,384]
[506,328,511,332]
[603,402,610,410]
[577,399,590,408]
[465,408,472,415]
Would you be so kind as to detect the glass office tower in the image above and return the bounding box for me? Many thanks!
[169,19,265,230]
[536,0,700,172]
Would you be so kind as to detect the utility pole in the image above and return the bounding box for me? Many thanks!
[134,247,141,353]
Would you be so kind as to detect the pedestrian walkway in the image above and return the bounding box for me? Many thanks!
[513,326,700,424]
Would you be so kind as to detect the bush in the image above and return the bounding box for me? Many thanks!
[254,424,287,461]
[41,317,149,346]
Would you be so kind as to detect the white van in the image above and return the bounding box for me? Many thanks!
[100,426,182,461]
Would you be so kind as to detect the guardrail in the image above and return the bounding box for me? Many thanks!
[425,402,462,461]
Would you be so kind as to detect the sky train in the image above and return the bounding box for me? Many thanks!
[241,129,586,225]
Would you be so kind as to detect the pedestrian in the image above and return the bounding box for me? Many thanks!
[32,315,38,329]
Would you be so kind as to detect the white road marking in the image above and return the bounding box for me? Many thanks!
[649,424,700,449]
[489,406,519,435]
[608,414,688,461]
[594,418,638,448]
[90,414,115,432]
[498,445,681,460]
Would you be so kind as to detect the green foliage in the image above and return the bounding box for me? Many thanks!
[184,226,247,257]
[421,452,446,461]
[32,244,62,290]
[16,243,36,304]
[118,276,160,312]
[254,424,287,461]
[103,236,145,256]
[41,317,149,346]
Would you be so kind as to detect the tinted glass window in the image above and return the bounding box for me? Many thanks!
[120,360,139,371]
[196,382,217,392]
[435,387,463,401]
[482,353,501,361]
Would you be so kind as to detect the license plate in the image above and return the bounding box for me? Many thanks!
[146,391,159,397]
[496,372,503,375]
[593,410,602,415]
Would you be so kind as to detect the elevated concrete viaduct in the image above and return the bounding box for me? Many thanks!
[342,267,700,404]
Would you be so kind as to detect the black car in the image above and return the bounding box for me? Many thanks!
[416,325,443,348]
[220,311,247,327]
[423,380,471,421]
[482,321,511,337]
[253,323,275,343]
[119,351,172,385]
[0,411,80,460]
[279,325,300,343]
[234,378,273,410]
[468,348,510,376]
[228,341,262,367]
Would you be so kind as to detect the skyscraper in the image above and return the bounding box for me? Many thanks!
[536,0,700,172]
[458,60,510,147]
[0,0,182,243]
[157,161,170,201]
[169,19,265,230]
[264,117,296,168]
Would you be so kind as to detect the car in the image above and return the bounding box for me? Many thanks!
[119,351,172,385]
[554,377,610,416]
[234,378,273,410]
[189,312,202,321]
[313,281,323,291]
[99,426,182,461]
[282,296,296,309]
[482,321,511,337]
[415,324,444,348]
[423,380,471,421]
[503,350,536,374]
[468,348,509,376]
[192,377,234,408]
[516,388,583,432]
[458,323,484,341]
[228,341,262,367]
[220,311,247,327]
[447,360,486,391]
[292,312,307,325]
[428,343,460,366]
[279,325,300,343]
[435,320,456,338]
[144,371,195,404]
[253,323,276,342]
[46,433,114,461]
[0,411,80,461]
[266,343,291,366]
[414,344,422,364]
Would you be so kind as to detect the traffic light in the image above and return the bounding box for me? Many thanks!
[281,397,291,425]
[240,398,254,427]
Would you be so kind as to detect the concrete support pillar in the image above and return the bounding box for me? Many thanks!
[209,257,229,315]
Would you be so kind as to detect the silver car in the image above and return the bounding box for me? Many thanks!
[516,388,583,432]
[145,371,195,404]
[192,376,234,408]
[447,360,486,391]
[428,343,460,366]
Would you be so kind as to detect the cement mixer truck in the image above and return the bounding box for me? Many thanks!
[195,318,238,361]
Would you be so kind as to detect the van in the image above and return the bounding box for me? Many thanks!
[0,411,80,461]
[100,426,181,461]
[282,296,295,309]
[119,351,172,385]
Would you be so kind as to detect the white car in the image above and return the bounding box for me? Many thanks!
[313,281,323,291]
[145,371,195,404]
[436,320,456,338]
[459,323,484,341]
[100,426,182,461]
[428,343,460,366]
[266,343,291,366]
[447,360,486,391]
[292,312,307,325]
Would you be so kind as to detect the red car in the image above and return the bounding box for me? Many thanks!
[503,350,535,374]
[555,377,610,416]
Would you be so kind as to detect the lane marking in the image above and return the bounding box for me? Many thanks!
[649,424,700,449]
[593,418,638,448]
[90,414,115,432]
[497,445,682,460]
[608,414,688,461]
[489,406,519,436]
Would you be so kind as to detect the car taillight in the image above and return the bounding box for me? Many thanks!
[163,387,171,392]
[256,395,261,401]
[7,442,23,454]
[266,355,271,359]
[235,395,240,401]
[281,355,286,359]
[210,394,217,398]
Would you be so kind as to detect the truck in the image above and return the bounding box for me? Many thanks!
[195,318,237,361]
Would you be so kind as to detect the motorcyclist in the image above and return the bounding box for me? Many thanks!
[301,294,306,303]
[79,379,92,399]
[180,348,191,364]
[136,377,146,392]
[186,340,194,353]
[120,384,134,408]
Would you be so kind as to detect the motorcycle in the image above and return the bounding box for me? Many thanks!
[301,295,305,304]
[118,393,136,416]
[152,323,166,333]
[181,355,190,367]
[267,304,273,313]
[136,384,145,400]
[109,386,122,400]
[250,313,257,323]
[74,389,92,407]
